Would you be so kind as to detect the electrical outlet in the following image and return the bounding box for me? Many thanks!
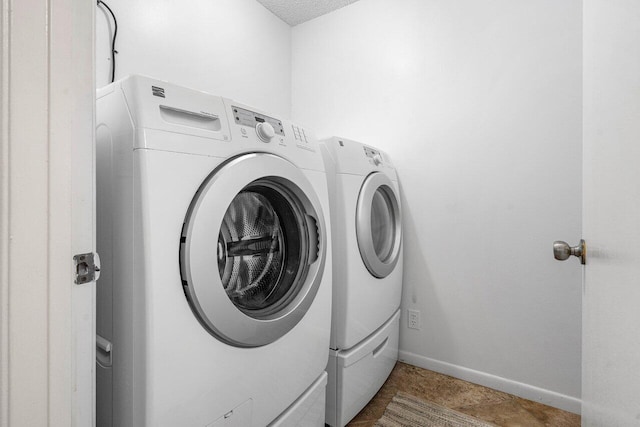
[408,309,420,330]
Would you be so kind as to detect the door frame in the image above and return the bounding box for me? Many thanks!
[0,0,95,425]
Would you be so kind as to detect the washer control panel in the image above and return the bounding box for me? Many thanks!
[232,106,285,137]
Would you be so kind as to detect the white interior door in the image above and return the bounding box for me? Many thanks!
[0,0,95,425]
[582,0,640,424]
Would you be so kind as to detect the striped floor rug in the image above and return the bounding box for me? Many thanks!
[375,391,497,427]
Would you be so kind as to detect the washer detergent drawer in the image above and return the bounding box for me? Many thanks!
[329,310,400,427]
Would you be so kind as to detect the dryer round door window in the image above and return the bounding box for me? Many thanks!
[180,153,326,348]
[370,189,395,261]
[356,172,402,278]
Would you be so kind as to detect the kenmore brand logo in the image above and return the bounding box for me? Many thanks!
[152,86,165,98]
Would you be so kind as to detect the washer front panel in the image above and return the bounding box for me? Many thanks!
[180,153,326,347]
[356,172,402,278]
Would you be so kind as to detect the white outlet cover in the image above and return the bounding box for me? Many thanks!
[408,309,420,329]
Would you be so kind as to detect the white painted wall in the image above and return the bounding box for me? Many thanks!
[292,0,582,411]
[96,0,292,116]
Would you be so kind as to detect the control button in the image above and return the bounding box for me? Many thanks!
[256,122,275,142]
[373,153,383,166]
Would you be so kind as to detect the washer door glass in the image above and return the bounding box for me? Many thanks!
[180,154,326,347]
[356,172,402,278]
[218,182,306,316]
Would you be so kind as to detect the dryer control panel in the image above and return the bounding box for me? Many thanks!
[363,146,384,166]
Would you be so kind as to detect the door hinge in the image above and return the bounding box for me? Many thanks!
[73,252,101,284]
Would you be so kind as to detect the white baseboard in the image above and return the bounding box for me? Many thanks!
[398,351,581,415]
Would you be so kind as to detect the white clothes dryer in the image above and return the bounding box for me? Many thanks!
[320,137,403,427]
[95,75,331,427]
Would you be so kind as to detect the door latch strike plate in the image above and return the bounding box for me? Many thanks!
[73,252,100,284]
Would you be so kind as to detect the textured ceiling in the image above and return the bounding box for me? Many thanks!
[256,0,362,26]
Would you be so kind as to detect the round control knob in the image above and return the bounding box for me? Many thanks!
[373,153,383,166]
[256,122,275,142]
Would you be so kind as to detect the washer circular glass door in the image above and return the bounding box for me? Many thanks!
[180,153,326,347]
[356,172,402,278]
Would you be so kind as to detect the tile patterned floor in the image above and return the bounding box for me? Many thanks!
[347,362,581,426]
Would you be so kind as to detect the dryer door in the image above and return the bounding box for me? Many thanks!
[356,172,402,278]
[180,153,326,347]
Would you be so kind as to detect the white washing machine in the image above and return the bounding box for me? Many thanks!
[95,75,332,427]
[320,137,403,427]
